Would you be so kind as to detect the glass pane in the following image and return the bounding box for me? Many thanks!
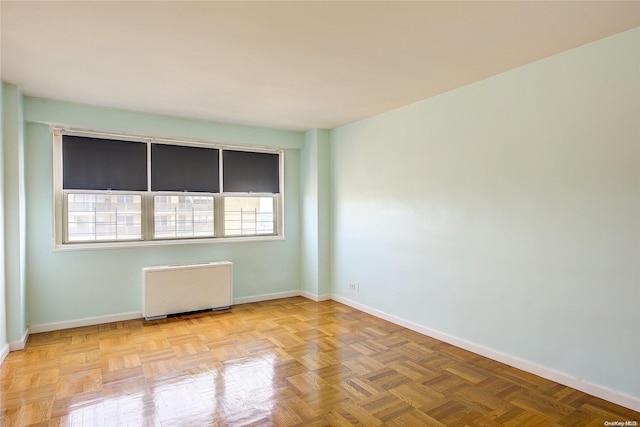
[224,196,274,236]
[67,193,142,242]
[154,195,214,239]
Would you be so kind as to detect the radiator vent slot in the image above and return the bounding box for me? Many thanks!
[143,261,232,320]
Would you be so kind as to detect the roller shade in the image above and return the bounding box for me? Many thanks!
[151,144,219,192]
[222,150,280,193]
[62,135,147,191]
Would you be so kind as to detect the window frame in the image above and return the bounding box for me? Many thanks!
[52,127,285,250]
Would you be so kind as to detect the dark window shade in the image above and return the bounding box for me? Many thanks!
[63,135,147,191]
[151,144,219,192]
[223,150,280,193]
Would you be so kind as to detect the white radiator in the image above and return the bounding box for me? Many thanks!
[143,261,233,320]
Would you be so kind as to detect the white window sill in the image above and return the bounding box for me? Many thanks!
[53,234,285,252]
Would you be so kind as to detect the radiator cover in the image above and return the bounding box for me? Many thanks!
[143,261,233,320]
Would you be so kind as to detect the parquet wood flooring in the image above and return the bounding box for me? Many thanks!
[1,297,638,426]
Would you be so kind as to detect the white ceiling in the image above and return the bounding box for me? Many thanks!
[1,1,639,131]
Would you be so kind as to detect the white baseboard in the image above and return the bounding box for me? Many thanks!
[29,311,142,334]
[300,291,331,302]
[233,290,301,305]
[9,328,29,351]
[331,294,640,412]
[0,343,10,365]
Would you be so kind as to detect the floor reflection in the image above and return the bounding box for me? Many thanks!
[219,353,276,419]
[150,370,217,425]
[58,391,145,426]
[55,353,277,426]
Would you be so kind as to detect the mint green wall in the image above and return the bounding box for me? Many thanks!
[330,28,640,399]
[300,129,331,298]
[0,82,7,351]
[300,131,319,296]
[24,101,304,325]
[317,130,331,297]
[3,83,27,343]
[25,98,303,150]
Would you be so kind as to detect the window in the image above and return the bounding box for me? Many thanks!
[54,129,283,247]
[224,196,275,236]
[66,193,142,241]
[154,194,214,239]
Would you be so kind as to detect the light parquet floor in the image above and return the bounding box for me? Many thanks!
[1,297,638,426]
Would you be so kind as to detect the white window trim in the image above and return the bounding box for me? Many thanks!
[52,127,285,251]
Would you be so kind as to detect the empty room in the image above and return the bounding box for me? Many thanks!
[1,1,639,426]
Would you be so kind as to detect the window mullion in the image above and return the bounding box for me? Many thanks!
[274,194,280,236]
[144,192,154,241]
[215,194,224,237]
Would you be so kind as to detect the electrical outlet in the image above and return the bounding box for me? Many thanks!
[349,283,360,292]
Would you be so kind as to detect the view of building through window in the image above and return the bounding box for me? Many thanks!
[67,194,276,242]
[224,196,274,236]
[154,195,214,238]
[67,193,142,241]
